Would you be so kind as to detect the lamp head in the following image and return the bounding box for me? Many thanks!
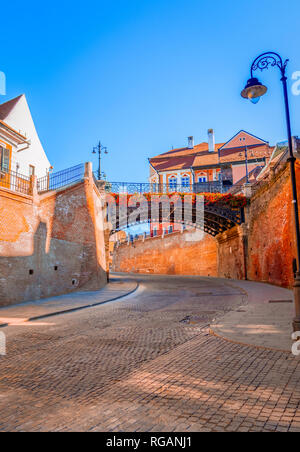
[241,77,267,104]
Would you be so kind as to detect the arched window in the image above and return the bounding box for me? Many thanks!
[181,175,190,187]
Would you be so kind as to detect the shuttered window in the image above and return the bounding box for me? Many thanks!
[0,146,9,172]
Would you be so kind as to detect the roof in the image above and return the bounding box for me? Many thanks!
[0,95,24,121]
[220,144,273,164]
[150,142,224,172]
[149,131,272,173]
[153,142,223,158]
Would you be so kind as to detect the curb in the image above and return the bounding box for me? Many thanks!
[0,281,139,328]
[208,328,291,354]
[210,279,291,354]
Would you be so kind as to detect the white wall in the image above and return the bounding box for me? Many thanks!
[3,95,50,178]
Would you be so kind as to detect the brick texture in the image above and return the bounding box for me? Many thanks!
[112,229,217,276]
[0,174,107,307]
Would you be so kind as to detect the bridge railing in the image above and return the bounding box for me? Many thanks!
[103,181,238,194]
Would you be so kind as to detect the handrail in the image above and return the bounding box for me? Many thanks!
[0,169,31,195]
[37,164,85,193]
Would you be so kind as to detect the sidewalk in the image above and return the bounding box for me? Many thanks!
[0,275,138,327]
[211,278,294,352]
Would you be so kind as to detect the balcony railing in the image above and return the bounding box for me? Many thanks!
[0,169,31,195]
[37,164,85,193]
[104,181,236,194]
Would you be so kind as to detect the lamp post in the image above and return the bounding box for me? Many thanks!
[241,51,300,332]
[92,141,108,180]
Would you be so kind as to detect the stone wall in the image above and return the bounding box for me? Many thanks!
[0,166,107,307]
[112,229,218,276]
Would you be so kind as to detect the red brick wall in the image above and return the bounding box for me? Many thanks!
[247,164,297,287]
[112,229,218,276]
[0,175,107,307]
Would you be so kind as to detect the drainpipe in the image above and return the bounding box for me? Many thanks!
[190,167,195,192]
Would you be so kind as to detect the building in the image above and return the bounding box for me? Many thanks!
[0,94,51,180]
[0,119,30,191]
[149,129,273,188]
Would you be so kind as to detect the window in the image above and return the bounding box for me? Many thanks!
[169,177,177,191]
[0,146,9,173]
[181,176,190,187]
[29,165,35,176]
[198,176,207,183]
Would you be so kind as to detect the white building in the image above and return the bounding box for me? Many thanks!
[0,94,51,178]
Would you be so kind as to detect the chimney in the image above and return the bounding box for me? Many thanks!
[208,129,215,153]
[188,136,194,149]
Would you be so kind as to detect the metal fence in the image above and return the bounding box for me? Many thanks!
[103,181,240,194]
[0,169,31,195]
[37,164,85,193]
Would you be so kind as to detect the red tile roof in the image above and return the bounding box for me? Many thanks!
[149,131,273,173]
[0,95,23,121]
[220,144,273,164]
[150,142,224,172]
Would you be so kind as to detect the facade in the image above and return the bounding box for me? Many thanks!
[0,95,51,179]
[149,129,273,187]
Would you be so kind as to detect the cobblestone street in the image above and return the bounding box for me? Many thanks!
[0,274,299,432]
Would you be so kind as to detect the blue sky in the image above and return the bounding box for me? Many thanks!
[1,0,300,181]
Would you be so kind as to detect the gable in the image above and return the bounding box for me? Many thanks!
[219,130,268,151]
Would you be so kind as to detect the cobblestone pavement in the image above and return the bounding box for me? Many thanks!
[0,274,299,432]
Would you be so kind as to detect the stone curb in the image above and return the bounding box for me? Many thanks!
[0,281,139,328]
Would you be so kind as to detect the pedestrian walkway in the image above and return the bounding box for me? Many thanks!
[211,279,294,352]
[0,275,138,327]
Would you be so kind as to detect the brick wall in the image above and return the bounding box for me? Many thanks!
[112,229,218,276]
[247,163,298,287]
[0,169,107,307]
[217,226,246,280]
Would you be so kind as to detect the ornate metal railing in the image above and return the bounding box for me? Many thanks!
[0,169,31,195]
[37,164,85,193]
[103,181,237,194]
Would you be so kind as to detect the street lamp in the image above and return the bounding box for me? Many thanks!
[241,51,300,332]
[92,141,108,180]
